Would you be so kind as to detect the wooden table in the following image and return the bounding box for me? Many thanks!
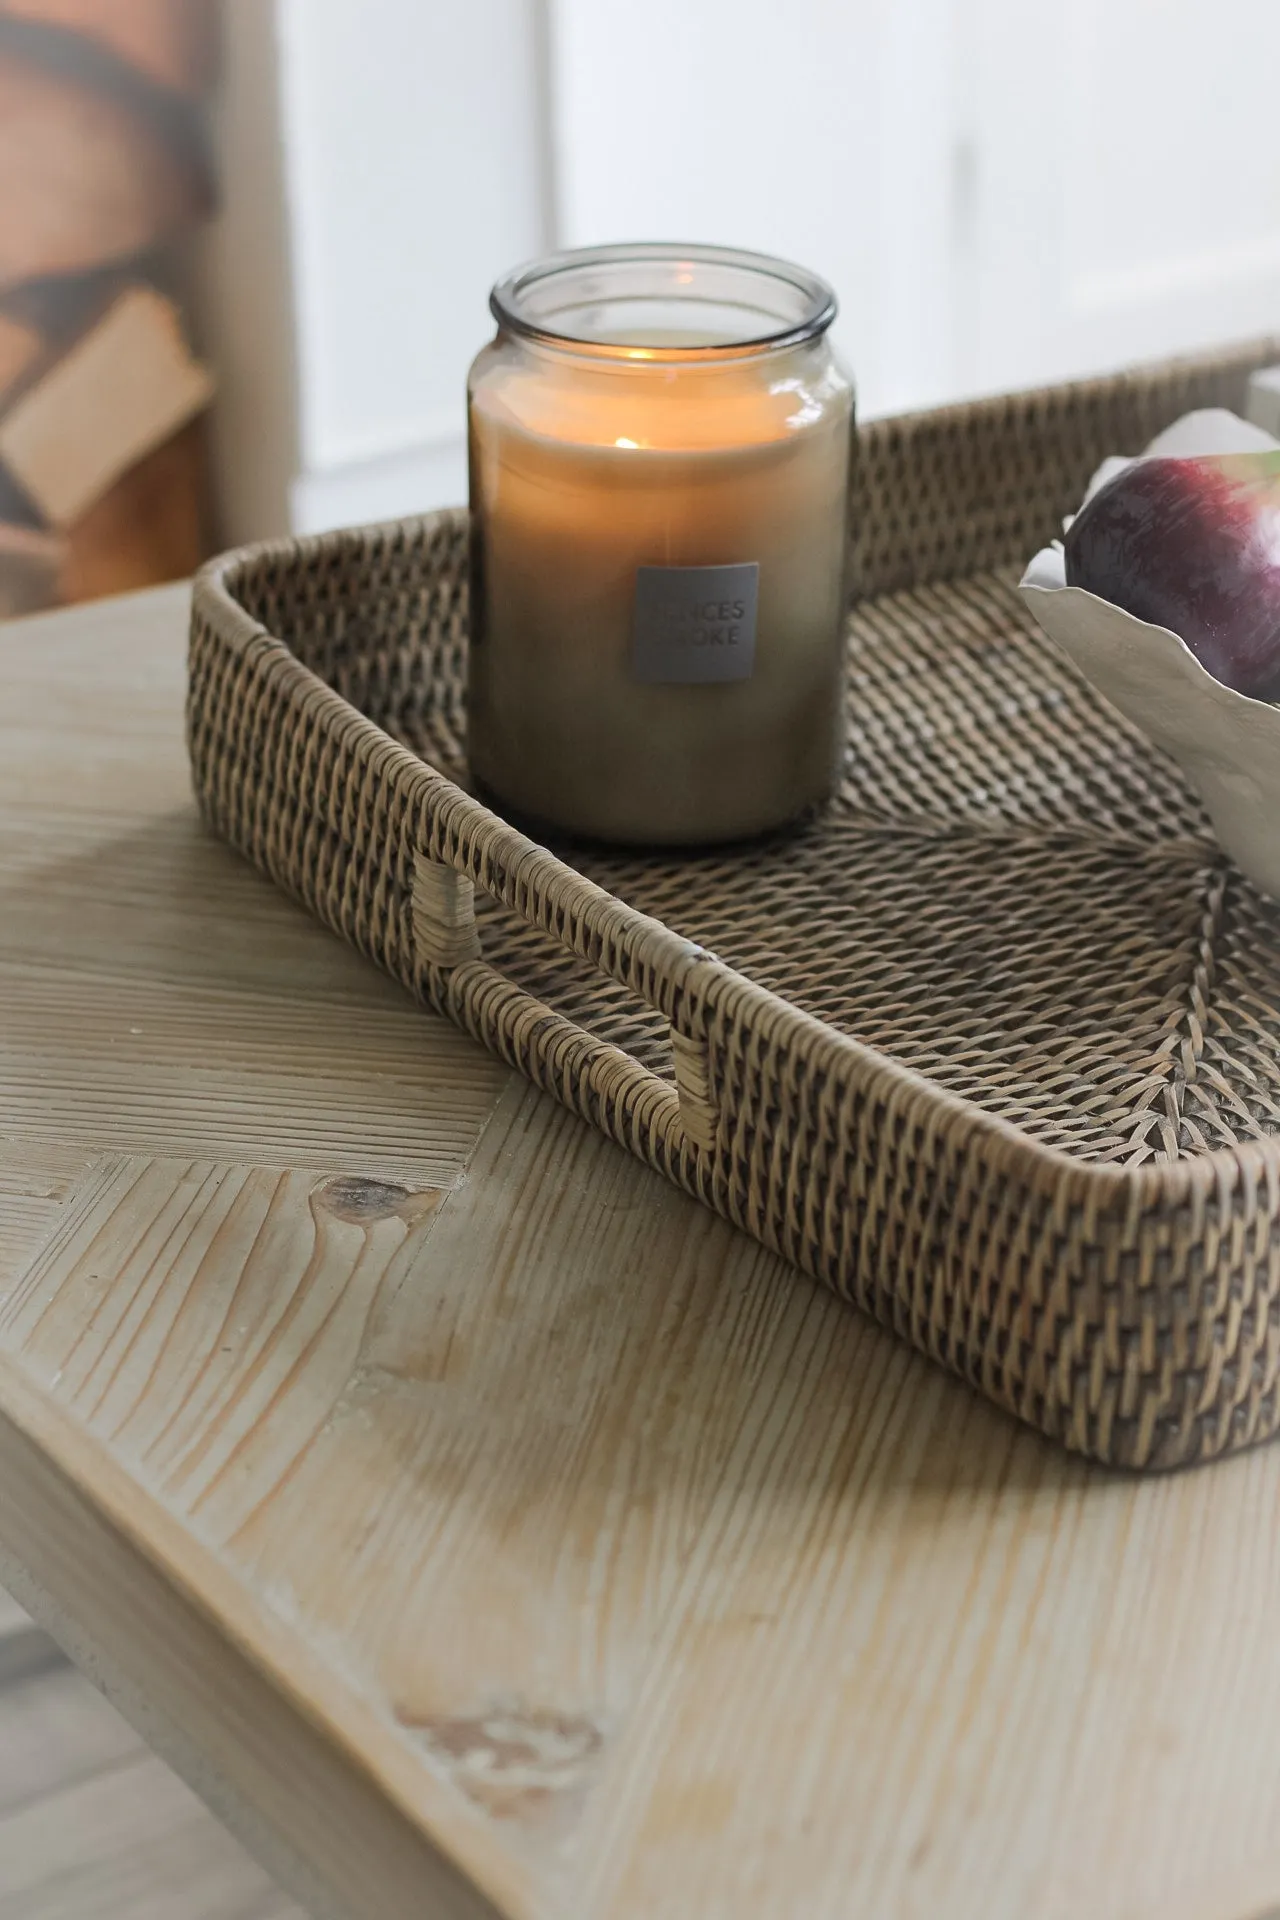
[3,585,1280,1920]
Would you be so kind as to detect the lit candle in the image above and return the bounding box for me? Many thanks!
[467,245,854,844]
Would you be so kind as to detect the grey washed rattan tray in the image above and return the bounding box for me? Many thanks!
[190,338,1280,1471]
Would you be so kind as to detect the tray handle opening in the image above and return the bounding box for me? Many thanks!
[411,850,723,1159]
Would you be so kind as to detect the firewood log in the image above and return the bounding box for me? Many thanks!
[0,310,42,405]
[0,0,215,97]
[61,415,208,602]
[0,520,63,616]
[0,46,210,289]
[0,285,213,525]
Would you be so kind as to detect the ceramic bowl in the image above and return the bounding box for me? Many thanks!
[1019,408,1280,900]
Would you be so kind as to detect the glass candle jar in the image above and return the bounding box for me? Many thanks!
[467,243,854,845]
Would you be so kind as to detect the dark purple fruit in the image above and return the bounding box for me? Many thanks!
[1064,453,1280,700]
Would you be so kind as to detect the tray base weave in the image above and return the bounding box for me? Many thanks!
[303,545,1280,1169]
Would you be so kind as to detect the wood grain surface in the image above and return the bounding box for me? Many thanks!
[1,585,1279,1920]
[1,1756,299,1920]
[0,1661,140,1820]
[0,1586,26,1642]
[0,1584,57,1687]
[4,1100,1280,1920]
[0,1602,305,1920]
[0,1582,34,1674]
[0,1660,302,1920]
[0,587,509,1188]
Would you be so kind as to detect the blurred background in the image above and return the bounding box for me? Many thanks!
[2,0,1280,618]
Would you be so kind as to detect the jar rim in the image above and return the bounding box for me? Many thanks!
[489,242,838,360]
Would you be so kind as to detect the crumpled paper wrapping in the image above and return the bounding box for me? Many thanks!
[1019,409,1280,899]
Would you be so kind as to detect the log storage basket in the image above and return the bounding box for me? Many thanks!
[190,340,1280,1473]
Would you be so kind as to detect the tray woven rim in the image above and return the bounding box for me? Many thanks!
[188,335,1280,1471]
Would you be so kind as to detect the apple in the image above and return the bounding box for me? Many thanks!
[1064,451,1280,700]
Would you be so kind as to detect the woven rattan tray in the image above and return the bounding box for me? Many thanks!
[190,339,1280,1472]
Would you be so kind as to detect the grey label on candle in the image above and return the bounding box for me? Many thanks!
[631,562,759,685]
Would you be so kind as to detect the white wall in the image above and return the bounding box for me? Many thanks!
[551,0,1280,412]
[549,0,964,419]
[198,0,1280,542]
[275,0,554,532]
[192,0,298,547]
[199,0,555,540]
[963,0,1280,397]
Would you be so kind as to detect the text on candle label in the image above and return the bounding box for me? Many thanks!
[631,563,759,684]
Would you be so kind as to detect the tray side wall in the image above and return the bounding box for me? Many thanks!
[854,336,1280,597]
[187,346,1280,1470]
